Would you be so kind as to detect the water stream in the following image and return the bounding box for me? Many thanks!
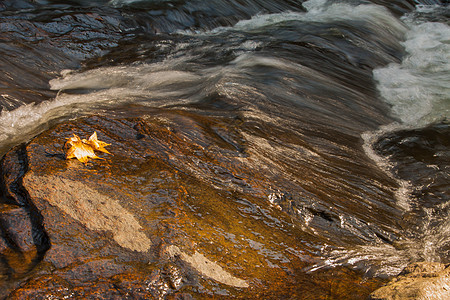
[0,0,448,293]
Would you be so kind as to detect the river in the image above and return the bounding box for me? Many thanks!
[0,0,448,297]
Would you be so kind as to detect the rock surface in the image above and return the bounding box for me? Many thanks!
[0,114,387,298]
[370,262,450,300]
[0,0,443,299]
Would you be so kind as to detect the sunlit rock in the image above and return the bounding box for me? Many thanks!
[0,114,389,298]
[370,262,450,300]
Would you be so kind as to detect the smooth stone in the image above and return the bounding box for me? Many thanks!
[370,262,450,300]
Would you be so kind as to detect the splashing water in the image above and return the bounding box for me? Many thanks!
[373,13,450,126]
[324,4,450,276]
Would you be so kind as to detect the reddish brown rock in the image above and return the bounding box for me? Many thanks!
[0,206,34,253]
[0,114,389,298]
[370,262,450,300]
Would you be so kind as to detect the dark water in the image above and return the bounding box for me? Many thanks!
[0,0,448,290]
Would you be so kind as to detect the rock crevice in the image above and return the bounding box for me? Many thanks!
[0,144,50,281]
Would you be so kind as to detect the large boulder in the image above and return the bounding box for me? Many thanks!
[0,114,387,298]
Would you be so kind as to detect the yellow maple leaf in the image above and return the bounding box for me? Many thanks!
[83,131,111,154]
[65,132,111,163]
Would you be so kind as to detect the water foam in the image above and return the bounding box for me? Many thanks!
[373,9,450,126]
[353,4,450,275]
[0,100,69,155]
[108,0,153,7]
[361,124,414,211]
[367,5,450,208]
[307,244,411,277]
[179,0,406,39]
[248,0,403,30]
[0,63,204,156]
[311,198,450,277]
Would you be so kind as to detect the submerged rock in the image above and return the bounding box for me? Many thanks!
[0,114,389,298]
[369,262,450,300]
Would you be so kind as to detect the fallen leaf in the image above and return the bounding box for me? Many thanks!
[84,131,111,154]
[65,132,111,163]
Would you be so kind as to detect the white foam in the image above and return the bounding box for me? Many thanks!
[307,244,411,277]
[364,5,450,212]
[302,0,328,12]
[356,5,450,275]
[179,0,406,40]
[2,50,285,155]
[373,10,450,126]
[0,89,117,155]
[364,5,450,211]
[310,200,450,275]
[361,124,414,211]
[108,0,150,7]
[0,61,206,156]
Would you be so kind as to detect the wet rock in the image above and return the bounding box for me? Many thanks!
[25,174,152,253]
[0,145,29,206]
[0,205,34,253]
[164,245,248,288]
[0,5,130,110]
[0,114,390,298]
[0,144,49,289]
[0,0,37,11]
[374,123,450,260]
[369,262,450,300]
[0,205,39,277]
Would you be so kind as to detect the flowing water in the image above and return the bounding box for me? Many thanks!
[0,0,449,291]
